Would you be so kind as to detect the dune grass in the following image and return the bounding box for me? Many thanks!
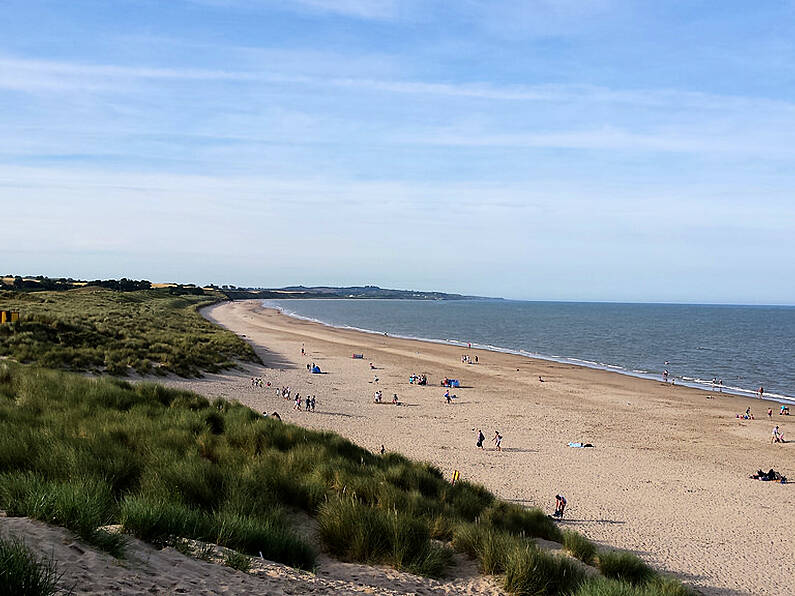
[0,536,66,596]
[0,362,691,594]
[563,529,597,565]
[0,286,258,376]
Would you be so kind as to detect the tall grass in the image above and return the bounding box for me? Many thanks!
[573,576,695,596]
[597,551,656,585]
[503,544,586,595]
[0,287,259,376]
[0,362,692,593]
[0,537,65,596]
[563,529,597,565]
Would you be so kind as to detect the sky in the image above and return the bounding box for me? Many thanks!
[2,0,795,303]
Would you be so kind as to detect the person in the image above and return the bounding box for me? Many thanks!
[745,407,752,418]
[370,362,375,369]
[772,425,784,443]
[444,389,451,404]
[301,345,305,356]
[758,386,764,399]
[311,396,316,412]
[476,429,485,450]
[781,405,790,415]
[493,431,502,451]
[768,408,773,418]
[380,444,385,455]
[538,376,544,382]
[373,375,379,383]
[553,494,567,518]
[305,396,311,411]
[662,369,669,382]
[475,355,478,363]
[392,393,400,405]
[718,379,723,392]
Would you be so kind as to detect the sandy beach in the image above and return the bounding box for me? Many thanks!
[165,300,794,595]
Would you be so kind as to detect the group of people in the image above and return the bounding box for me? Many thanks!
[771,425,785,443]
[409,373,427,385]
[461,354,478,364]
[250,377,270,388]
[293,393,317,412]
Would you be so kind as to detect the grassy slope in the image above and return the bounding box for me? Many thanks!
[0,363,692,595]
[0,287,259,376]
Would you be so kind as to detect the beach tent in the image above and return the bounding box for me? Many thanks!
[352,354,364,359]
[311,365,322,374]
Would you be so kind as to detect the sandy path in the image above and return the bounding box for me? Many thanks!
[166,300,794,595]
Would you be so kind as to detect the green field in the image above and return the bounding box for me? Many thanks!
[0,287,259,376]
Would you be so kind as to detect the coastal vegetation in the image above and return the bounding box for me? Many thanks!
[0,536,64,596]
[0,362,692,594]
[0,286,259,376]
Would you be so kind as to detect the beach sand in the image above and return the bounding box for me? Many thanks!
[162,300,794,595]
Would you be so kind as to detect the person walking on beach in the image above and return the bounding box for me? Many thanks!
[475,429,485,450]
[493,431,502,451]
[758,386,764,398]
[311,396,316,412]
[444,389,451,404]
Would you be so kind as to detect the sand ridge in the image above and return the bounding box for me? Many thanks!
[165,300,795,595]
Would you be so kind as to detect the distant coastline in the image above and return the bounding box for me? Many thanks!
[222,285,501,301]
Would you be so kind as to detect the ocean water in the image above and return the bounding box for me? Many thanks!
[262,299,795,403]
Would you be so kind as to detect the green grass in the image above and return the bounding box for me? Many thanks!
[0,361,692,594]
[224,551,252,572]
[572,576,696,596]
[0,536,65,596]
[0,286,259,376]
[563,529,597,565]
[597,551,656,585]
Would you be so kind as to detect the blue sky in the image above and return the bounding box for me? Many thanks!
[2,1,794,303]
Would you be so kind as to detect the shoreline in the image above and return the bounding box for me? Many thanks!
[179,299,793,595]
[263,300,795,405]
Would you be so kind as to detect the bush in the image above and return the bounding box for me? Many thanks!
[451,523,520,574]
[597,551,656,585]
[563,529,597,565]
[0,537,64,596]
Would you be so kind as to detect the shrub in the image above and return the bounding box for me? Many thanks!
[563,529,597,565]
[451,523,520,574]
[597,551,656,585]
[0,537,64,596]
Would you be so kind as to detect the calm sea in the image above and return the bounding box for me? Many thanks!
[262,299,795,403]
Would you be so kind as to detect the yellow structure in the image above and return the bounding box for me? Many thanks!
[0,310,19,323]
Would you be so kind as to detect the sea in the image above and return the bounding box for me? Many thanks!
[262,299,795,404]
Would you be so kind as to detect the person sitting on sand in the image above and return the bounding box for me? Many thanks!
[781,405,790,415]
[493,431,502,451]
[553,494,567,518]
[374,390,382,403]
